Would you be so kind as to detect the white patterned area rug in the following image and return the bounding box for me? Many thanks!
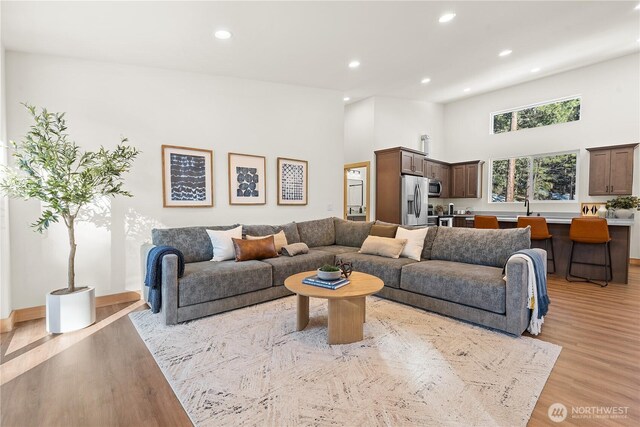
[129,296,561,427]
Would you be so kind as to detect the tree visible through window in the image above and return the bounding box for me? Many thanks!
[491,152,577,202]
[492,97,581,134]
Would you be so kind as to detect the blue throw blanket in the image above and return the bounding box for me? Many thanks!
[145,246,185,314]
[504,249,550,319]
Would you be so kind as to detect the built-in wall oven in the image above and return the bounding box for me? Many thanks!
[428,179,442,197]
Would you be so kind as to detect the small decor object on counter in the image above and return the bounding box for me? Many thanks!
[606,196,639,219]
[277,157,308,205]
[434,205,445,216]
[302,275,350,290]
[336,259,354,278]
[317,264,342,281]
[228,153,266,205]
[580,202,607,217]
[162,145,214,207]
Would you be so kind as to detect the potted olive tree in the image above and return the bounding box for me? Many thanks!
[0,104,139,333]
[606,196,639,219]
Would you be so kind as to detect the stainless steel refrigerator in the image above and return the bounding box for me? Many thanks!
[401,175,429,226]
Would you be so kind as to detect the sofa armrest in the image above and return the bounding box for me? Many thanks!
[140,243,155,303]
[161,254,179,325]
[505,248,547,335]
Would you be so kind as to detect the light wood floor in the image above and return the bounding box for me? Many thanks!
[1,267,639,426]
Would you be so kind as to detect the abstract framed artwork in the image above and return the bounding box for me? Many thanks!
[228,153,266,205]
[162,145,214,208]
[277,157,308,205]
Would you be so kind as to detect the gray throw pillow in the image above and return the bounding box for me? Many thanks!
[334,218,373,247]
[296,217,335,247]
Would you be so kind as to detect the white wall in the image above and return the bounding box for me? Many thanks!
[442,53,640,256]
[6,51,344,310]
[344,96,444,218]
[0,43,12,318]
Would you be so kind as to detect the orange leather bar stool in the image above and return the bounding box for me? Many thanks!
[517,217,556,273]
[474,215,499,229]
[566,217,612,287]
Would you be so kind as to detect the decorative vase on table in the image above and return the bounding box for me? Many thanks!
[614,209,633,219]
[596,205,608,218]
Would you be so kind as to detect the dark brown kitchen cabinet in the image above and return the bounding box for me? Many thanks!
[439,164,450,198]
[587,144,638,196]
[400,150,424,176]
[450,161,483,198]
[423,160,450,198]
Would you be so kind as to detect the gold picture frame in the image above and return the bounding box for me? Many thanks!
[161,145,214,208]
[277,157,308,206]
[228,153,266,205]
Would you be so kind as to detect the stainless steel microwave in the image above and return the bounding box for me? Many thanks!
[427,179,442,197]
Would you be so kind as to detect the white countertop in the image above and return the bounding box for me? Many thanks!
[464,216,634,226]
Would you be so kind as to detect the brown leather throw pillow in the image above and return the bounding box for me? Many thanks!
[232,236,278,261]
[370,224,399,238]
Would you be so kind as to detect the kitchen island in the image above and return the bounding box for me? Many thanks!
[462,215,634,284]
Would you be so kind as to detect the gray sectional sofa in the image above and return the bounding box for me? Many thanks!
[141,217,541,335]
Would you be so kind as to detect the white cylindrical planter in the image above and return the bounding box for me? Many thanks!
[46,287,96,333]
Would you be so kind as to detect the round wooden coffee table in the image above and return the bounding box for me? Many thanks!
[284,271,384,345]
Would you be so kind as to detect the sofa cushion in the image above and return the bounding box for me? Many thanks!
[296,218,335,247]
[178,260,272,307]
[152,225,240,263]
[337,252,417,289]
[261,249,335,286]
[431,226,530,268]
[400,260,506,314]
[243,222,301,244]
[313,245,359,257]
[370,224,398,238]
[359,236,407,259]
[247,230,288,253]
[421,227,439,260]
[334,218,373,247]
[232,236,278,261]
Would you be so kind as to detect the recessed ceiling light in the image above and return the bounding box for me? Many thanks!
[348,60,360,69]
[439,13,456,23]
[498,49,513,57]
[343,97,350,102]
[531,67,541,73]
[463,88,471,92]
[214,30,232,40]
[421,78,431,84]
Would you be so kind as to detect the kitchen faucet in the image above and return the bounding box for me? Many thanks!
[524,198,532,216]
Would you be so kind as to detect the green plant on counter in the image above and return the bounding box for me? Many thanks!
[605,196,640,210]
[319,264,341,272]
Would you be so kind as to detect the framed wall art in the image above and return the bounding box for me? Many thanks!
[277,157,308,205]
[228,153,266,205]
[162,145,214,208]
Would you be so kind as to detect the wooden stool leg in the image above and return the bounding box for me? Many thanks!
[296,294,309,331]
[328,297,364,345]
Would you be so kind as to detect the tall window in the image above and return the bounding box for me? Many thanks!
[490,151,577,202]
[492,97,581,134]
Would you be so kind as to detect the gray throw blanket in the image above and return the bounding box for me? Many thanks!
[281,242,309,257]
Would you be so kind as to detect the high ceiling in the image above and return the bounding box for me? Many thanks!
[2,1,639,104]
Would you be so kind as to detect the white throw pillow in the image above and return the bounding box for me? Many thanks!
[207,225,243,262]
[395,227,429,261]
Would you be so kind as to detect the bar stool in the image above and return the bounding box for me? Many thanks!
[566,217,612,287]
[517,217,556,273]
[474,215,499,229]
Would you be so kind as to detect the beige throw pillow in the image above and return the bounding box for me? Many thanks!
[359,236,407,259]
[395,227,429,261]
[247,230,288,253]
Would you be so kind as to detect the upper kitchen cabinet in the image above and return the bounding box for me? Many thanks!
[400,149,425,176]
[423,159,450,197]
[450,161,483,198]
[587,143,638,196]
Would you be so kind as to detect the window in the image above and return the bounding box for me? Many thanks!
[492,97,581,134]
[490,151,577,202]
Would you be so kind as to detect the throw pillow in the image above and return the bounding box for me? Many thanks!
[206,225,243,262]
[232,236,278,261]
[247,230,288,253]
[370,224,398,238]
[395,227,429,261]
[359,236,407,259]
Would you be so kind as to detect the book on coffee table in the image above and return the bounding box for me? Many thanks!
[302,275,350,290]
